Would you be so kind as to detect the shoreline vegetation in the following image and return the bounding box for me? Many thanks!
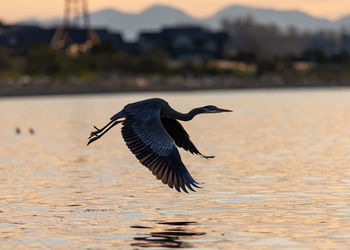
[1,72,350,97]
[1,44,350,96]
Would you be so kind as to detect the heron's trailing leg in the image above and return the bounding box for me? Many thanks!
[87,120,124,145]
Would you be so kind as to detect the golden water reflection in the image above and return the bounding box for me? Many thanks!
[1,89,350,248]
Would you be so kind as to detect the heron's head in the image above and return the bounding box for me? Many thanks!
[201,105,232,113]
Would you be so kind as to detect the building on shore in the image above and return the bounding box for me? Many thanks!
[0,23,229,60]
[0,24,124,52]
[138,26,229,60]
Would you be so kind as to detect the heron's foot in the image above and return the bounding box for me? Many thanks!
[89,131,98,139]
[87,119,123,146]
[88,126,102,139]
[87,134,100,145]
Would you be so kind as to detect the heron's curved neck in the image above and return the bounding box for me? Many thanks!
[166,107,203,121]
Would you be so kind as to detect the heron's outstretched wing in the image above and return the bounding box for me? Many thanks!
[121,114,200,193]
[161,118,214,159]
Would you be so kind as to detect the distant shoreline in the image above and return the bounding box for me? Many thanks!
[1,75,350,97]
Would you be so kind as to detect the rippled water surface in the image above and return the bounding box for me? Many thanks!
[1,89,350,248]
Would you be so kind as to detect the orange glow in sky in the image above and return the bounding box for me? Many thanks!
[2,0,350,22]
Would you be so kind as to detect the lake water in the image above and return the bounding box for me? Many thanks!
[1,89,350,248]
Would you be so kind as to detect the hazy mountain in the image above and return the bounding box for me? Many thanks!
[15,4,350,40]
[337,15,350,29]
[89,5,197,38]
[203,5,336,30]
[16,17,41,25]
[16,17,61,27]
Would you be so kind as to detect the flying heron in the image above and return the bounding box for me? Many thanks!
[88,98,232,193]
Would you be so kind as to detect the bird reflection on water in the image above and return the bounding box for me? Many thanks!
[131,221,206,248]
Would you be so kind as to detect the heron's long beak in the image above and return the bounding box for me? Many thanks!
[218,108,233,112]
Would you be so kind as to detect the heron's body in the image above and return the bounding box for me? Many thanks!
[88,98,231,193]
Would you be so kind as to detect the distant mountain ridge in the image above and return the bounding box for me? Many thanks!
[15,4,350,40]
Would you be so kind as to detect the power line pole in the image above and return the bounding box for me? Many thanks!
[50,0,100,52]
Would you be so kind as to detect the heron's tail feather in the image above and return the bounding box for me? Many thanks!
[200,154,215,159]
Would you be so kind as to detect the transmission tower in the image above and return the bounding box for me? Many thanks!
[51,0,100,52]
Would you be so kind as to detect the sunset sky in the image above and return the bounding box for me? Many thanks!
[2,0,350,22]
